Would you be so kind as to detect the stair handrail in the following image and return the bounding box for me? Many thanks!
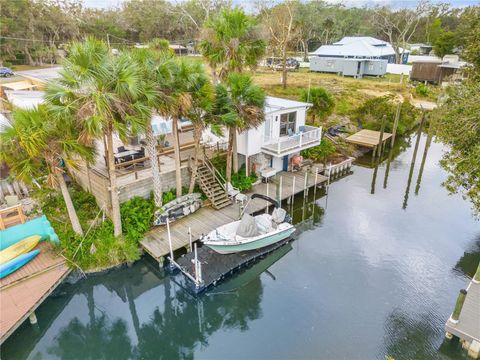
[202,145,228,193]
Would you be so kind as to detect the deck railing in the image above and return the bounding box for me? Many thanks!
[262,125,321,155]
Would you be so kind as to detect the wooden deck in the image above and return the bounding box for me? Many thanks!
[140,170,328,261]
[445,280,480,344]
[0,241,70,344]
[346,129,392,149]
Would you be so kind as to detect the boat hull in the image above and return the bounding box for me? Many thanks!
[205,227,296,254]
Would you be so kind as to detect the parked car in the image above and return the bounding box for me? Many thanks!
[265,57,300,70]
[0,67,14,77]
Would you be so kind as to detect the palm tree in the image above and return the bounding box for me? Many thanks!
[45,38,149,237]
[199,8,266,173]
[185,68,215,194]
[199,8,266,82]
[130,48,173,207]
[0,106,94,236]
[164,58,213,198]
[213,73,265,183]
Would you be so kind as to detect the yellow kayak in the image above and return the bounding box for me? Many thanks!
[0,235,41,265]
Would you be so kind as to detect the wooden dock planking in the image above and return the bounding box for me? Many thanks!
[445,281,480,344]
[0,241,70,344]
[140,170,328,261]
[346,129,393,149]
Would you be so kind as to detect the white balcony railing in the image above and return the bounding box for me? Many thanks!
[262,125,321,155]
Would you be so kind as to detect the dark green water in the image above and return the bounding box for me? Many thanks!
[2,133,479,360]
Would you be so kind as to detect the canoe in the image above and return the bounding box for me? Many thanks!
[0,250,40,279]
[0,235,41,265]
[153,193,202,226]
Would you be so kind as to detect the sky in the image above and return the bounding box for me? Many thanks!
[82,0,479,9]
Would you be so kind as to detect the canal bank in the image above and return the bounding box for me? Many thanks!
[1,132,479,360]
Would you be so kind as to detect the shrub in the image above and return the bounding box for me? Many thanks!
[300,87,335,122]
[415,83,429,97]
[210,154,257,191]
[351,96,419,136]
[120,196,155,242]
[301,139,336,163]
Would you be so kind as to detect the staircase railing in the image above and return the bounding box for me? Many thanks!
[202,146,228,194]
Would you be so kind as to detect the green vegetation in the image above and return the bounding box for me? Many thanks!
[352,96,419,136]
[210,154,257,192]
[433,7,480,217]
[33,186,144,270]
[301,139,336,164]
[300,87,335,122]
[120,196,155,242]
[415,83,429,97]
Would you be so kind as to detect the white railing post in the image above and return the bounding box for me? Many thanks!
[299,133,303,147]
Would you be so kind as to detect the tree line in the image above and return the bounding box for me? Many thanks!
[1,0,476,66]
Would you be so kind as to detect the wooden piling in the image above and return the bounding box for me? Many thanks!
[391,102,401,149]
[377,115,387,159]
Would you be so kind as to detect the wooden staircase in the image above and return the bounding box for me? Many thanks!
[196,161,232,210]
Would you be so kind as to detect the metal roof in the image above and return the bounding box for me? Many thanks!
[5,91,45,109]
[16,67,62,83]
[310,36,409,58]
[264,96,312,114]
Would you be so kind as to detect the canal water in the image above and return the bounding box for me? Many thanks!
[2,133,479,360]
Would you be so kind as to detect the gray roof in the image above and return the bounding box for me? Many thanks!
[16,67,62,83]
[310,36,409,58]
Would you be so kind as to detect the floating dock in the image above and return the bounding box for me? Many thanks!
[140,170,328,263]
[172,237,293,293]
[445,277,480,359]
[0,241,70,344]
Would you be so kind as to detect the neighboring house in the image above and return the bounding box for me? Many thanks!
[409,43,433,55]
[310,57,387,78]
[236,96,321,176]
[310,36,409,64]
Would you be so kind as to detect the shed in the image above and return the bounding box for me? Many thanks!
[310,57,387,78]
[410,60,462,84]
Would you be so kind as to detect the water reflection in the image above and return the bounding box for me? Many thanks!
[454,236,480,278]
[383,309,466,360]
[48,315,132,359]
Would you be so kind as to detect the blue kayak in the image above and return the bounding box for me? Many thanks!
[0,250,40,279]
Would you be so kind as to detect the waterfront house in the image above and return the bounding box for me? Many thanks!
[310,36,409,65]
[236,96,321,177]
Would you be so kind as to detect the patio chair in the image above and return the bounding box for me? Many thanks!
[226,182,240,200]
[287,128,294,137]
[117,146,126,153]
[299,126,305,133]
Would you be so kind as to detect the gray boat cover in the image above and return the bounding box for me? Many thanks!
[272,208,287,224]
[236,214,259,237]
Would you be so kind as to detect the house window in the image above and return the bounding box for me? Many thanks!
[280,111,296,136]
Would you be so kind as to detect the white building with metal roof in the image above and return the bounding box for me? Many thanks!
[310,36,409,64]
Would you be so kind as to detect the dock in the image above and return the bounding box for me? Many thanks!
[173,237,293,293]
[140,170,328,262]
[445,277,480,358]
[346,129,392,149]
[0,241,70,344]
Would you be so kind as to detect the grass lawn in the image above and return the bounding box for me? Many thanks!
[251,67,439,119]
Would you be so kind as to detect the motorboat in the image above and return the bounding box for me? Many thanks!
[201,194,295,254]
